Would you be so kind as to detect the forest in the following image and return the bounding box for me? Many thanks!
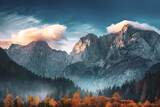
[1,48,160,107]
[1,92,160,107]
[0,71,160,107]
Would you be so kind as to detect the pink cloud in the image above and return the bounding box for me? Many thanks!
[11,24,67,45]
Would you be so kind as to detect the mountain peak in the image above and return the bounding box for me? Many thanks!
[26,40,51,49]
[81,33,98,41]
[28,40,48,46]
[121,24,138,34]
[72,33,98,54]
[8,44,22,52]
[107,20,160,34]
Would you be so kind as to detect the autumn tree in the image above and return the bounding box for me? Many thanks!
[27,96,32,103]
[18,99,24,107]
[45,97,51,107]
[27,96,35,107]
[35,96,40,106]
[127,102,137,107]
[49,98,57,107]
[105,102,112,107]
[143,100,151,107]
[137,102,142,107]
[120,103,126,107]
[111,102,120,107]
[96,96,107,107]
[65,94,68,100]
[112,92,121,102]
[83,94,89,104]
[71,92,81,107]
[82,93,89,106]
[155,99,160,107]
[14,96,19,107]
[4,94,14,107]
[89,96,96,107]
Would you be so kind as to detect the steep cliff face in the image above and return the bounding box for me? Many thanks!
[70,33,101,65]
[107,24,160,62]
[64,24,160,91]
[7,41,71,78]
[70,33,119,65]
[70,24,160,64]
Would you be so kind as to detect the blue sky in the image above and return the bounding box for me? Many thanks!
[0,0,160,53]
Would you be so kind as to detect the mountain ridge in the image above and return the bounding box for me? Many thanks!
[64,24,160,91]
[7,40,71,78]
[0,47,78,100]
[5,24,160,91]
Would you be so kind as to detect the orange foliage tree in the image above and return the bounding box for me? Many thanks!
[49,98,57,107]
[35,96,40,106]
[4,94,14,107]
[71,92,81,107]
[18,99,24,107]
[2,92,160,107]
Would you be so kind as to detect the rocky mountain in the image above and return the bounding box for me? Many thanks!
[0,47,77,100]
[64,24,160,91]
[7,41,71,78]
[5,24,160,91]
[70,24,160,64]
[70,33,118,65]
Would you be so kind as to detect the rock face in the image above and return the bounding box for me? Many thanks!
[5,24,160,91]
[70,33,118,66]
[70,34,101,65]
[7,41,70,78]
[64,24,160,91]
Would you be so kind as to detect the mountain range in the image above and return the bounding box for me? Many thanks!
[7,41,70,77]
[0,47,78,100]
[5,24,160,91]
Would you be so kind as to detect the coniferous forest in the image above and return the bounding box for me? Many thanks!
[1,71,160,107]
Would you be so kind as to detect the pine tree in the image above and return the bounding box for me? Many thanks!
[140,82,147,102]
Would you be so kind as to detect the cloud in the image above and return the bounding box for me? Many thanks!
[11,24,67,46]
[0,40,12,49]
[68,23,105,36]
[107,20,160,34]
[0,12,41,40]
[73,32,88,36]
[0,12,105,53]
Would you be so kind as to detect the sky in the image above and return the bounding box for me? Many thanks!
[0,0,160,53]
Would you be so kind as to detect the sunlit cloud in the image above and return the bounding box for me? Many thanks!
[11,24,67,46]
[0,12,105,53]
[107,20,160,34]
[0,40,12,49]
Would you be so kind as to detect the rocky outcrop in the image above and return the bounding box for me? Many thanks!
[70,33,101,65]
[7,41,71,78]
